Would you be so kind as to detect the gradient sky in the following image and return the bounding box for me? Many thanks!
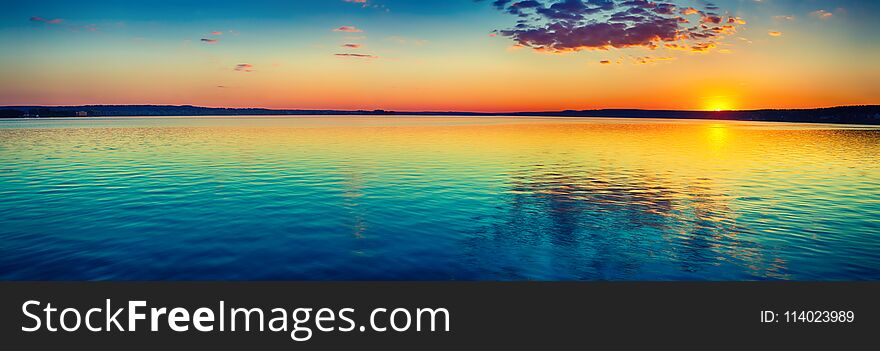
[1,0,878,111]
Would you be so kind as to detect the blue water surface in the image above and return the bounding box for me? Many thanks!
[1,116,878,280]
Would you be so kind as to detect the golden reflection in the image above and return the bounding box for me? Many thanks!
[705,124,730,150]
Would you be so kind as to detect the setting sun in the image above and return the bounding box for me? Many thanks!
[704,97,736,112]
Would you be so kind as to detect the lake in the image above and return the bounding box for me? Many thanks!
[1,116,878,280]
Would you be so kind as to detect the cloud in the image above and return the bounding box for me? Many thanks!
[681,7,699,16]
[30,16,100,32]
[773,15,795,21]
[599,59,611,64]
[767,31,782,37]
[690,42,717,52]
[333,26,363,33]
[634,56,675,64]
[486,0,743,54]
[335,53,378,59]
[30,16,63,24]
[210,31,223,35]
[200,38,219,44]
[234,63,254,72]
[343,0,389,11]
[711,25,736,34]
[810,10,833,19]
[342,43,363,48]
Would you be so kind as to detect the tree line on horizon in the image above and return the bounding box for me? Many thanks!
[1,105,879,125]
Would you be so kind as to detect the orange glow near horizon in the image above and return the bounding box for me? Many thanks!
[704,97,737,112]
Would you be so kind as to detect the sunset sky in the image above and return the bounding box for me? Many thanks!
[1,0,878,112]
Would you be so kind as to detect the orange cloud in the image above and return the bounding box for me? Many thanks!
[690,42,717,52]
[711,25,737,34]
[342,44,363,49]
[200,38,219,44]
[681,7,700,16]
[234,63,254,72]
[768,31,783,37]
[635,56,675,65]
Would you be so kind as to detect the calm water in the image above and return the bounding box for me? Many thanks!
[1,116,878,280]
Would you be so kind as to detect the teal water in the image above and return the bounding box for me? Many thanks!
[1,116,878,280]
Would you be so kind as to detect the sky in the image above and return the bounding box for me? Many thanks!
[1,0,878,112]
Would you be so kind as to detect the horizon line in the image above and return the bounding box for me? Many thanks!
[4,104,880,114]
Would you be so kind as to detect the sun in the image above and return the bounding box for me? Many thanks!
[705,98,735,112]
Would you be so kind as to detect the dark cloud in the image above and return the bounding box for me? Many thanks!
[234,63,254,72]
[335,53,378,59]
[486,0,742,53]
[30,16,63,24]
[200,38,219,43]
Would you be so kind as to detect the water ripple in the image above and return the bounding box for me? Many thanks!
[1,117,879,280]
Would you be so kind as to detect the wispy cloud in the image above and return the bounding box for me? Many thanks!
[30,16,63,24]
[634,56,675,65]
[201,38,219,44]
[335,53,378,59]
[210,31,223,35]
[343,0,389,12]
[342,43,363,49]
[810,9,833,19]
[690,42,717,52]
[768,31,783,37]
[333,26,363,33]
[234,63,254,72]
[30,16,100,33]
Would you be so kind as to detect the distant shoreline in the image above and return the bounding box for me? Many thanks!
[2,105,879,125]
